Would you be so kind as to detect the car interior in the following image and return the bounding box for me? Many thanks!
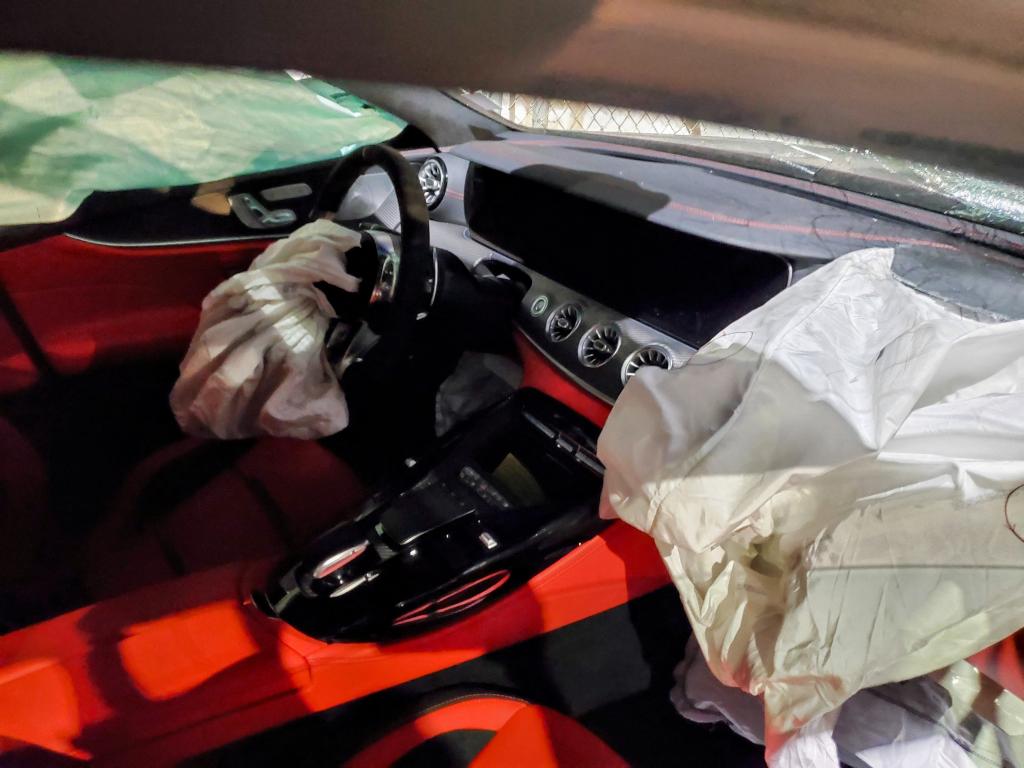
[2,81,1024,767]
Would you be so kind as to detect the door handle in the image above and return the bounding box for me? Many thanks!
[228,193,297,229]
[260,182,312,202]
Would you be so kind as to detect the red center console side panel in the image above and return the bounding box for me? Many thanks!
[0,523,669,765]
[514,332,611,428]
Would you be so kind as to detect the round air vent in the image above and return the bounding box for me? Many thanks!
[622,345,672,382]
[417,157,447,209]
[546,303,582,342]
[579,324,621,368]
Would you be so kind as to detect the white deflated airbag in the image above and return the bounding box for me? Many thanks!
[170,219,361,439]
[598,247,1024,765]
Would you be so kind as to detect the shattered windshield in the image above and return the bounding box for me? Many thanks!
[0,53,405,227]
[458,90,1024,238]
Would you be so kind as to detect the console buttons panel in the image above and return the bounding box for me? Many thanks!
[459,466,512,510]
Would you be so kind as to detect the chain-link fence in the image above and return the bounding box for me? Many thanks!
[464,91,791,141]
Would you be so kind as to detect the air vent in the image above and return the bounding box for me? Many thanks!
[418,157,447,209]
[622,345,672,382]
[579,325,621,368]
[546,303,582,342]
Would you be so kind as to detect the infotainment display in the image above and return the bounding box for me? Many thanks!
[466,164,790,347]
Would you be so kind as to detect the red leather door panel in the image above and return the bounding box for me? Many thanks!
[0,235,271,394]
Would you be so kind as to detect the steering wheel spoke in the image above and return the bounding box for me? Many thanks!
[313,144,433,379]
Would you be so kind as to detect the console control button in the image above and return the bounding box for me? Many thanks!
[459,466,512,509]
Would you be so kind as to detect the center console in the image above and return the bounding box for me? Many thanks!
[257,389,606,642]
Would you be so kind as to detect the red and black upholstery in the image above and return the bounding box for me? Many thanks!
[345,696,629,768]
[86,436,366,598]
[0,232,372,603]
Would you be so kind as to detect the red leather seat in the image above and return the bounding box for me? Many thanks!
[346,697,628,768]
[472,704,629,767]
[86,436,365,599]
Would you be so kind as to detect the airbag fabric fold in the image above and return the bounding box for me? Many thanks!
[0,54,403,226]
[674,635,1024,767]
[170,220,360,439]
[598,247,1024,763]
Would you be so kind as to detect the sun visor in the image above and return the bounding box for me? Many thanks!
[598,246,1024,766]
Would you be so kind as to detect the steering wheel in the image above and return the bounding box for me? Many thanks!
[313,144,434,372]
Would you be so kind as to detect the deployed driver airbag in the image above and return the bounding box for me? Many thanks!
[598,247,1024,766]
[170,219,360,439]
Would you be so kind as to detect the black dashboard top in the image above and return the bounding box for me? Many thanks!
[421,136,1008,402]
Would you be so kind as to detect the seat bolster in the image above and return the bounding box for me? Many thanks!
[471,705,629,768]
[87,437,364,600]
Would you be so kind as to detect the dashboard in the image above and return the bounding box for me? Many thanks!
[466,164,791,349]
[460,162,792,402]
[56,131,1018,408]
[514,265,696,402]
[403,135,993,403]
